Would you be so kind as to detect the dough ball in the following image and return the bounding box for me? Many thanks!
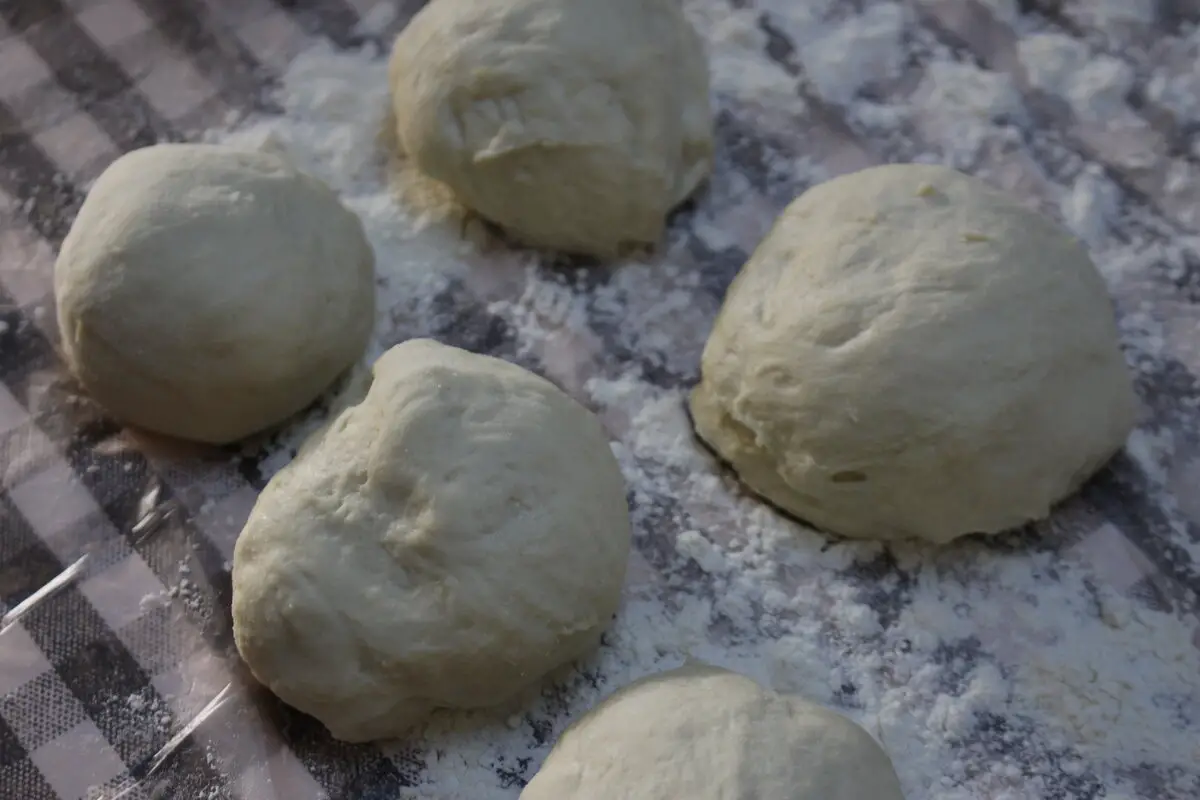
[521,664,906,800]
[231,339,631,742]
[691,164,1137,544]
[388,0,712,257]
[55,143,375,444]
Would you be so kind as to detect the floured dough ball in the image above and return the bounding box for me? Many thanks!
[55,143,375,444]
[691,164,1137,544]
[521,664,906,799]
[388,0,712,257]
[231,339,631,742]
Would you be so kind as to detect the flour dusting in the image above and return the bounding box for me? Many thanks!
[800,2,908,106]
[207,2,1200,797]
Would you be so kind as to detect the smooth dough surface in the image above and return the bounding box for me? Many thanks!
[521,663,906,800]
[388,0,712,257]
[231,339,631,742]
[55,143,375,444]
[690,163,1137,544]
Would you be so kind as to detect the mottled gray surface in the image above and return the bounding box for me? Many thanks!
[0,1,1197,798]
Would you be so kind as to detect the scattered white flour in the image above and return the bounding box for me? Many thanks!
[1068,56,1137,121]
[1016,33,1078,95]
[918,61,1026,124]
[1067,0,1159,33]
[1145,27,1200,126]
[976,0,1020,26]
[353,1,398,37]
[754,0,837,45]
[684,3,803,110]
[195,4,1200,798]
[1017,33,1135,120]
[799,3,909,105]
[1060,165,1121,246]
[912,61,1026,167]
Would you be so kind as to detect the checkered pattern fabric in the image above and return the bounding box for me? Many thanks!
[0,2,424,797]
[1,0,1199,798]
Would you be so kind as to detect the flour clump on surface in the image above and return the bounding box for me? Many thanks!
[387,0,713,257]
[690,163,1138,544]
[520,663,906,799]
[54,143,375,444]
[230,339,631,742]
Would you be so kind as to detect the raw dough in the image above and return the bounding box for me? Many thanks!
[231,339,631,742]
[388,0,713,257]
[55,143,375,444]
[521,663,906,799]
[690,163,1137,544]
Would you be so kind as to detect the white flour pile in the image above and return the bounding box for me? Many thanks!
[206,2,1200,797]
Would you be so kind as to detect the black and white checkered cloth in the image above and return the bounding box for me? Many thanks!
[2,0,1200,798]
[0,2,429,797]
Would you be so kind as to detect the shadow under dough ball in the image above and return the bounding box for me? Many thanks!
[520,663,907,800]
[54,143,376,445]
[387,0,713,257]
[231,339,632,743]
[690,163,1138,544]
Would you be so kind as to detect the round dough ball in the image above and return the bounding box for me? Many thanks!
[388,0,712,257]
[690,163,1137,544]
[521,664,906,800]
[55,143,375,444]
[231,339,631,742]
